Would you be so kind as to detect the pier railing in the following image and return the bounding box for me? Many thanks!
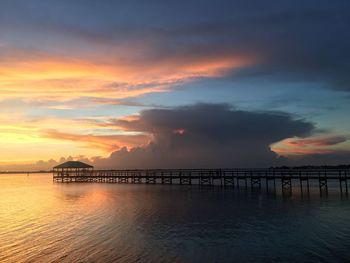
[53,168,350,194]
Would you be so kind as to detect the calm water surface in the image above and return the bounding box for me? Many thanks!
[0,173,350,263]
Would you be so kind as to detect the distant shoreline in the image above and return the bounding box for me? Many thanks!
[0,171,52,174]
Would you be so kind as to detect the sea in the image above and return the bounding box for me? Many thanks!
[0,173,350,263]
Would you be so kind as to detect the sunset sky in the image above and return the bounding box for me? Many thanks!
[1,0,350,170]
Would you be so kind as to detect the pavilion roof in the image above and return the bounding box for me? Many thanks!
[53,161,93,169]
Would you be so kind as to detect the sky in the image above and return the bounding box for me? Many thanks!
[0,0,350,170]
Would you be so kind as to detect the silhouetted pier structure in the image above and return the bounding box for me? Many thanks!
[53,162,350,194]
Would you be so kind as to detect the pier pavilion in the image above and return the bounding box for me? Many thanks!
[53,161,94,179]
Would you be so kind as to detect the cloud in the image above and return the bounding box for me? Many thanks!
[4,0,348,105]
[0,45,252,105]
[271,135,348,156]
[287,136,347,147]
[7,0,346,91]
[42,129,150,152]
[92,103,314,168]
[0,156,89,172]
[3,103,350,170]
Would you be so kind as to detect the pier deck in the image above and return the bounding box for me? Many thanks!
[53,168,350,194]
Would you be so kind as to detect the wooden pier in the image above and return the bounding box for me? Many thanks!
[53,168,350,194]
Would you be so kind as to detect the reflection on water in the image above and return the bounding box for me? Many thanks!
[0,173,350,262]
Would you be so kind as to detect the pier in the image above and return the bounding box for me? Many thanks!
[53,162,350,195]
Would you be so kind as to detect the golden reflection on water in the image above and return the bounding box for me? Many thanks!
[0,174,114,262]
[0,174,56,228]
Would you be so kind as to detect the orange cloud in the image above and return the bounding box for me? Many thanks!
[42,129,151,152]
[286,136,346,147]
[0,47,254,102]
[271,136,347,156]
[272,146,333,155]
[0,113,151,164]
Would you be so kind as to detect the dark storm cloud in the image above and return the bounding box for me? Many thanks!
[1,0,349,90]
[93,104,314,168]
[141,5,350,89]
